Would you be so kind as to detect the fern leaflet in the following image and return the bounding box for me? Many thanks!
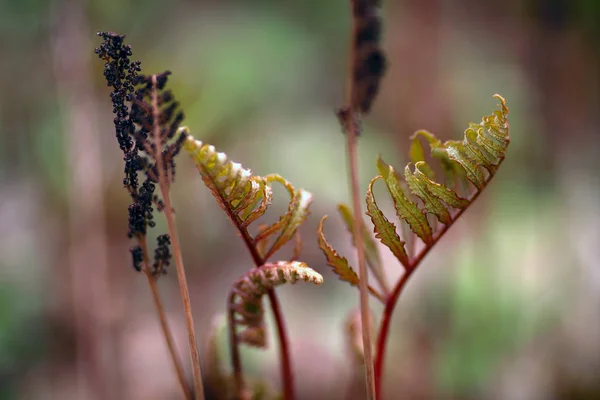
[229,261,323,348]
[182,133,313,261]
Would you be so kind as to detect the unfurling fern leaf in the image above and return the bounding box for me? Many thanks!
[229,261,323,348]
[184,133,320,396]
[182,132,272,228]
[182,133,313,260]
[337,204,388,293]
[320,95,510,282]
[318,216,386,303]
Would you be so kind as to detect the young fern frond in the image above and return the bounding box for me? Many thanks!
[182,132,272,228]
[319,94,510,278]
[318,216,386,304]
[320,94,510,397]
[182,134,312,261]
[337,204,388,294]
[183,134,317,398]
[229,261,323,348]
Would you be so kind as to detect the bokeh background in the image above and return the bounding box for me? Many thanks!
[1,0,599,399]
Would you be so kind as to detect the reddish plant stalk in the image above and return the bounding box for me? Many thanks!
[373,171,501,399]
[228,218,295,400]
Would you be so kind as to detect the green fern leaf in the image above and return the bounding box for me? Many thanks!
[183,135,272,227]
[317,216,360,286]
[337,204,385,286]
[257,175,313,260]
[444,141,486,189]
[409,133,435,178]
[371,94,509,251]
[365,177,410,267]
[377,156,434,245]
[411,162,470,210]
[412,130,464,183]
[229,261,323,348]
[183,135,312,260]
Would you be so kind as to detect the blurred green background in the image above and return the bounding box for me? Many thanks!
[1,0,599,399]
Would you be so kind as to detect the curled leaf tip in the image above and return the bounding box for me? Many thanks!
[229,261,323,348]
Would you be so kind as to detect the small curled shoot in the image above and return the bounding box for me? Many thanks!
[229,261,323,348]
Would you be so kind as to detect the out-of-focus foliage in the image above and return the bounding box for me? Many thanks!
[1,0,599,399]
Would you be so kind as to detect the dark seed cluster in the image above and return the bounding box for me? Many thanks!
[96,32,182,276]
[153,234,172,276]
[130,245,144,272]
[351,0,387,114]
[130,71,186,183]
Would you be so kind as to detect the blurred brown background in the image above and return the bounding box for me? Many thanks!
[1,0,599,399]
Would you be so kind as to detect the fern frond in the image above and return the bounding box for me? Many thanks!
[337,204,389,293]
[257,175,313,260]
[318,216,386,303]
[320,95,510,273]
[318,216,360,286]
[183,134,312,261]
[377,157,434,245]
[377,94,509,266]
[365,178,409,268]
[183,134,272,229]
[229,261,323,348]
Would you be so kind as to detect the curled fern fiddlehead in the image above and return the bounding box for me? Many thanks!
[229,261,323,348]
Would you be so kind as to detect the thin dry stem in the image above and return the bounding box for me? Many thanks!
[151,75,206,400]
[137,236,192,400]
[346,125,376,400]
[344,1,376,398]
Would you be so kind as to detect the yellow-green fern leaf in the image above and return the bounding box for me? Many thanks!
[256,174,313,260]
[408,132,435,178]
[377,156,434,245]
[412,162,469,210]
[366,177,410,267]
[366,95,509,257]
[412,130,464,183]
[229,261,323,348]
[444,141,486,189]
[183,135,272,227]
[184,135,313,262]
[337,203,386,289]
[317,216,360,286]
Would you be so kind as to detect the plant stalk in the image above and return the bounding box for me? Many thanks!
[343,0,376,397]
[266,290,294,400]
[345,123,376,400]
[228,291,244,398]
[151,75,206,400]
[233,227,296,400]
[373,169,502,398]
[138,236,192,400]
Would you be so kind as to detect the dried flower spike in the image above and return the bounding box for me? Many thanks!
[351,0,387,114]
[96,32,185,275]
